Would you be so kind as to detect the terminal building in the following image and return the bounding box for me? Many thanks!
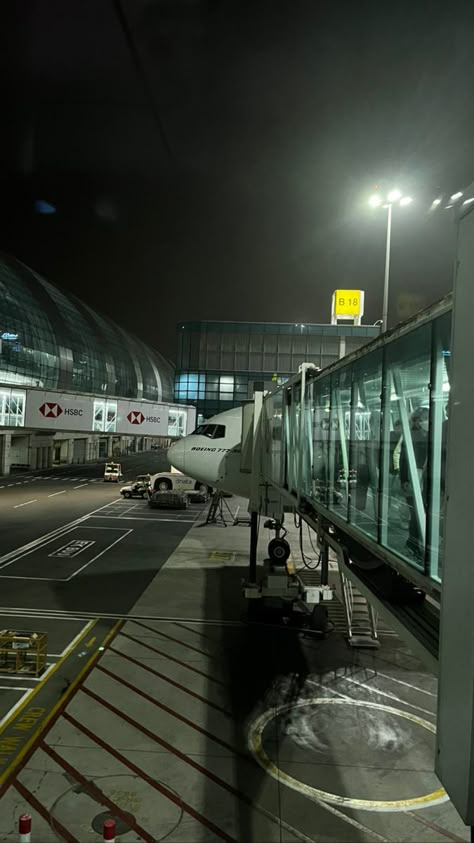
[174,318,380,420]
[0,253,195,475]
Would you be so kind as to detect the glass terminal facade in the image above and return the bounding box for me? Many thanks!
[175,320,380,418]
[0,253,174,401]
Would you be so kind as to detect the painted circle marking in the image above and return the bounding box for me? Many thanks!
[248,697,447,812]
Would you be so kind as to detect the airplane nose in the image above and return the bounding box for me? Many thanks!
[167,439,186,473]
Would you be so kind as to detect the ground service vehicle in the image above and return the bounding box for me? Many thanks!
[148,466,211,495]
[120,475,150,499]
[103,462,123,482]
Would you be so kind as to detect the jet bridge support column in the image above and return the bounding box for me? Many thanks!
[436,199,474,828]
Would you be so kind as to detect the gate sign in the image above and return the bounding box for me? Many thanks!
[25,391,93,431]
[117,400,169,436]
[334,290,363,316]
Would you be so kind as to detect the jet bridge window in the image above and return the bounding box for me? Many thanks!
[193,423,226,439]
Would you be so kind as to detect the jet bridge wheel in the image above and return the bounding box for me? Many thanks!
[268,537,291,564]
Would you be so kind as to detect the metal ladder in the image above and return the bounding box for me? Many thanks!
[339,571,380,648]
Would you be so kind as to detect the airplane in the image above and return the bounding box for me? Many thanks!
[167,406,250,498]
[167,404,334,629]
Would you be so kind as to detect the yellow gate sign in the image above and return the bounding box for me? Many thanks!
[334,290,362,316]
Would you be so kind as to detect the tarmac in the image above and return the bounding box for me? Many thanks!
[0,495,470,842]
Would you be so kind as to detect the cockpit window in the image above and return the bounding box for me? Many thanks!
[193,423,226,439]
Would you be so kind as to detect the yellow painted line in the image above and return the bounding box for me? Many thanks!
[0,620,121,788]
[0,620,98,737]
[248,697,447,812]
[86,636,96,648]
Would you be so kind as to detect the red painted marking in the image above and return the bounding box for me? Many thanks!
[132,620,213,658]
[81,684,255,807]
[0,622,123,800]
[405,810,467,843]
[97,664,240,756]
[40,742,155,843]
[173,622,213,641]
[14,779,78,843]
[63,711,237,843]
[120,631,225,686]
[108,646,232,716]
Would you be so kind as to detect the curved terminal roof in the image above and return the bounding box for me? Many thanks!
[0,253,173,401]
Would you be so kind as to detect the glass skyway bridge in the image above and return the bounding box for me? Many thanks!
[261,294,451,597]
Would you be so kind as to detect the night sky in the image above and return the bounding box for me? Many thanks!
[1,0,473,360]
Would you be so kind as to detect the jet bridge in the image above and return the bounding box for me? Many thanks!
[247,199,474,827]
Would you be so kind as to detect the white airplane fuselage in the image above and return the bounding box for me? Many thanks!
[167,406,250,497]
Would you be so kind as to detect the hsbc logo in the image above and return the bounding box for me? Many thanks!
[39,402,83,419]
[127,411,145,425]
[39,402,63,418]
[127,411,161,425]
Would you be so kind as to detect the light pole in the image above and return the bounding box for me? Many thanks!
[369,189,413,332]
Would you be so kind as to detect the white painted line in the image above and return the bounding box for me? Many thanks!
[0,612,90,622]
[7,484,14,487]
[375,670,437,698]
[88,515,197,522]
[0,674,37,682]
[0,575,70,581]
[73,484,88,489]
[0,498,122,569]
[0,486,4,489]
[48,490,66,498]
[59,619,95,655]
[66,529,133,580]
[13,500,37,509]
[0,685,30,691]
[306,678,351,700]
[68,478,79,481]
[339,675,435,717]
[15,482,22,485]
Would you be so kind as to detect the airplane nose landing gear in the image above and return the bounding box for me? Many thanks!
[263,518,291,565]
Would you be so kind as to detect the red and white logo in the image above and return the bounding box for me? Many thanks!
[127,411,145,425]
[39,402,63,418]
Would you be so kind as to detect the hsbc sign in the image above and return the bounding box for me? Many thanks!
[118,401,168,435]
[26,391,92,431]
[24,389,177,437]
[39,402,84,419]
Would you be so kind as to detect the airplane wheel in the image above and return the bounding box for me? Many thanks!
[268,537,290,564]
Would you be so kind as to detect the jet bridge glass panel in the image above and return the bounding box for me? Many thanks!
[264,307,451,587]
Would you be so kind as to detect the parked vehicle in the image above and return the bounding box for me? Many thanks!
[120,474,150,499]
[103,462,123,482]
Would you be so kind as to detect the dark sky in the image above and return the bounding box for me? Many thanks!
[1,0,473,360]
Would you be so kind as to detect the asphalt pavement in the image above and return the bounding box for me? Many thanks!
[0,451,205,615]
